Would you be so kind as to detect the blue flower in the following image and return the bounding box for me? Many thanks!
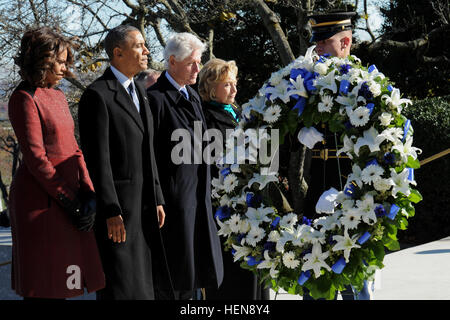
[271,216,281,229]
[263,241,276,252]
[265,84,274,100]
[387,84,394,92]
[290,68,318,93]
[246,193,262,208]
[316,54,331,64]
[215,206,231,220]
[340,64,351,74]
[358,82,373,99]
[375,205,386,218]
[220,167,231,177]
[301,216,312,226]
[384,152,396,165]
[365,158,378,167]
[292,96,306,116]
[237,233,246,243]
[368,65,377,73]
[344,121,354,130]
[328,234,337,245]
[366,103,375,115]
[339,79,350,94]
[344,181,357,198]
[246,256,262,266]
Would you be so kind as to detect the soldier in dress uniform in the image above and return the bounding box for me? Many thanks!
[303,11,357,220]
[302,11,373,300]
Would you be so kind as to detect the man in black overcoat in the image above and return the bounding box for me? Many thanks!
[78,25,173,300]
[146,32,224,300]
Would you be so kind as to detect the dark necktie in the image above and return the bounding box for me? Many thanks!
[127,82,139,112]
[180,88,188,100]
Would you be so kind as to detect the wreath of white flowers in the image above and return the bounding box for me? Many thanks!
[211,46,423,299]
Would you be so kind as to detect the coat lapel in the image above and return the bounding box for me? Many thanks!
[104,67,144,132]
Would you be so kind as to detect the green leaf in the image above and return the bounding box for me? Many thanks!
[406,156,421,169]
[408,189,423,203]
[398,217,409,230]
[384,238,400,251]
[287,111,299,134]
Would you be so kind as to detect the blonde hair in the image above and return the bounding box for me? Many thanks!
[198,58,238,102]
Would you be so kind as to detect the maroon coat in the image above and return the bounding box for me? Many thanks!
[8,81,105,298]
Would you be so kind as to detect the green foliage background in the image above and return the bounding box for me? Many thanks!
[398,96,450,244]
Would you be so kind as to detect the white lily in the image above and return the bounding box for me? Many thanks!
[354,127,385,155]
[332,229,361,262]
[380,127,404,144]
[314,215,341,232]
[268,69,287,86]
[248,173,278,190]
[264,79,292,103]
[257,250,280,276]
[231,244,253,262]
[256,250,280,269]
[391,136,422,163]
[245,206,274,227]
[301,244,332,278]
[337,135,356,159]
[289,74,309,98]
[276,230,294,253]
[346,164,364,188]
[336,94,357,108]
[308,229,327,245]
[241,94,266,118]
[390,168,416,198]
[297,126,324,149]
[314,70,338,95]
[216,217,232,237]
[381,88,412,113]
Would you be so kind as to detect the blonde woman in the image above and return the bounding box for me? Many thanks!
[198,58,269,300]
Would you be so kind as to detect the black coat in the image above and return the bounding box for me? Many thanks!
[78,67,173,299]
[202,100,270,300]
[146,72,224,292]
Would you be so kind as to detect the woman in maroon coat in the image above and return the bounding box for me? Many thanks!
[8,27,105,299]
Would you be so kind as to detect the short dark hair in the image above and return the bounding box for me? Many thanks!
[104,25,140,60]
[14,26,76,88]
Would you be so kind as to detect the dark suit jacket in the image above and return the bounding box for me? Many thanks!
[78,67,173,299]
[146,71,224,292]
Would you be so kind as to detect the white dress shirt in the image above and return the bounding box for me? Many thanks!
[110,65,140,112]
[165,71,189,100]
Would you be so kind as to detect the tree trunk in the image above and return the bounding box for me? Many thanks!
[251,0,295,66]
